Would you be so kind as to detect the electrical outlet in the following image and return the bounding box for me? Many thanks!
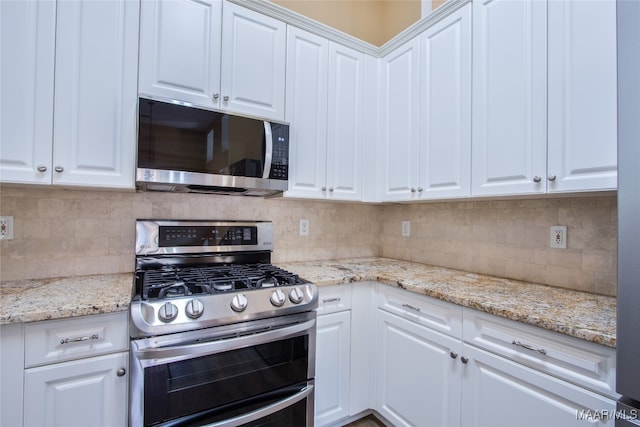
[0,216,14,240]
[299,219,309,236]
[550,226,567,249]
[401,221,410,237]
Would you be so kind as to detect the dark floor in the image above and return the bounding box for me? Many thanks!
[343,414,386,427]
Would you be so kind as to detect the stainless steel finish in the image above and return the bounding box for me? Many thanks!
[136,168,288,197]
[213,93,219,99]
[322,297,341,303]
[270,289,286,307]
[54,165,64,173]
[158,302,178,322]
[223,95,229,101]
[402,303,421,312]
[230,293,248,313]
[450,351,458,359]
[37,165,47,172]
[116,368,126,377]
[533,176,542,183]
[202,384,314,427]
[60,334,99,345]
[460,356,469,364]
[512,340,547,355]
[617,1,640,424]
[262,121,273,179]
[185,299,204,319]
[135,220,274,256]
[547,174,557,182]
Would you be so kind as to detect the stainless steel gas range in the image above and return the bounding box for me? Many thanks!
[129,220,318,427]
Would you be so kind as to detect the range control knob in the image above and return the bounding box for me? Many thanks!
[158,302,178,322]
[185,299,204,319]
[231,293,248,312]
[270,289,286,307]
[289,287,304,304]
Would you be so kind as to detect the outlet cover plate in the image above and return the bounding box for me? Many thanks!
[299,219,309,236]
[401,221,410,237]
[0,216,14,240]
[550,226,567,249]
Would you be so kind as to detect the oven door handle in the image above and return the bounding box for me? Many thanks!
[201,383,314,427]
[134,318,315,362]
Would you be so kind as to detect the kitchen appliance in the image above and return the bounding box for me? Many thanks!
[136,97,290,197]
[129,220,318,427]
[616,0,640,425]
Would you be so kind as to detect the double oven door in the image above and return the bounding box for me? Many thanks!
[130,311,316,427]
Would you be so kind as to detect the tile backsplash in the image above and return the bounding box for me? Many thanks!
[0,187,617,296]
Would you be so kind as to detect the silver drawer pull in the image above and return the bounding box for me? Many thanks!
[322,297,341,303]
[402,303,421,312]
[60,334,99,345]
[512,340,547,355]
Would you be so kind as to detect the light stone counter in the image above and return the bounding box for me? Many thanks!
[0,258,616,348]
[0,274,132,324]
[277,257,617,348]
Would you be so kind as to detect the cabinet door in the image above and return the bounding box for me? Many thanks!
[0,0,55,185]
[221,1,286,121]
[471,0,547,196]
[379,38,421,202]
[547,0,617,193]
[24,352,128,427]
[53,0,138,188]
[461,345,616,427]
[326,43,365,201]
[138,0,222,108]
[284,27,329,199]
[376,309,462,427]
[315,311,351,426]
[419,4,471,199]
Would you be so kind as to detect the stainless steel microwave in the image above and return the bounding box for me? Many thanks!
[136,97,289,196]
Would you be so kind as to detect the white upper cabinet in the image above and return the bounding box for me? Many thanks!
[547,0,618,193]
[379,38,421,202]
[53,0,139,188]
[419,4,471,199]
[285,27,364,201]
[139,0,286,121]
[285,27,329,199]
[138,0,222,108]
[0,0,55,185]
[0,0,138,189]
[471,0,548,197]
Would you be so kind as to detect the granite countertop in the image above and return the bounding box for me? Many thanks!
[0,258,616,348]
[277,257,617,348]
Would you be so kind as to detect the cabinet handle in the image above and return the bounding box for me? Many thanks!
[401,303,421,312]
[321,187,327,192]
[54,166,64,173]
[213,93,220,99]
[533,176,542,183]
[460,356,469,364]
[116,368,126,377]
[450,351,458,359]
[60,334,99,345]
[547,174,557,182]
[410,188,416,193]
[322,297,341,303]
[417,187,423,192]
[329,187,334,192]
[37,165,47,172]
[512,340,547,355]
[223,95,229,101]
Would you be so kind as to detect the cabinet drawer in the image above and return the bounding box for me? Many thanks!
[376,284,462,338]
[317,285,352,315]
[25,311,128,367]
[463,308,617,399]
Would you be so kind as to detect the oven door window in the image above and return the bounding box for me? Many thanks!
[143,334,309,426]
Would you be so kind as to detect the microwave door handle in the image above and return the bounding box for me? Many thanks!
[262,121,273,179]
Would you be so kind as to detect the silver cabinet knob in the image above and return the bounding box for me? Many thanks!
[417,187,423,192]
[533,176,542,183]
[37,165,47,172]
[213,93,220,99]
[548,174,557,182]
[223,95,229,101]
[54,166,64,173]
[461,356,469,364]
[116,368,126,377]
[329,187,334,192]
[158,302,178,322]
[321,186,327,192]
[450,351,458,359]
[411,188,416,193]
